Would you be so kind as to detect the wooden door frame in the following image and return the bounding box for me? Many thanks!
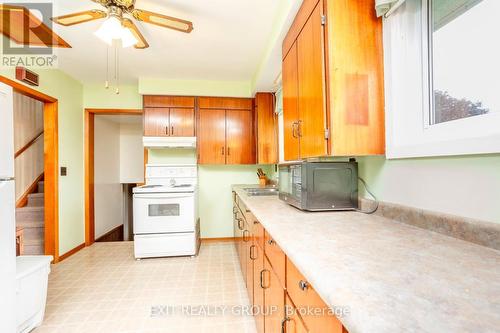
[0,75,59,262]
[84,108,143,246]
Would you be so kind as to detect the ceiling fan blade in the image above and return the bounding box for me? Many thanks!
[122,18,149,49]
[91,0,109,6]
[131,9,193,33]
[51,10,107,26]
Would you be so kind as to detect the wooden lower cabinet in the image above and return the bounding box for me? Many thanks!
[285,295,308,333]
[253,240,265,333]
[263,256,285,333]
[286,258,343,333]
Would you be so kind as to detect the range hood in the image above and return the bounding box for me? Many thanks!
[143,136,196,148]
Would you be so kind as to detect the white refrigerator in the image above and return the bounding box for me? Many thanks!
[0,81,16,333]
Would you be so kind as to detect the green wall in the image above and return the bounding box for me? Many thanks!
[138,78,252,97]
[1,68,84,255]
[83,83,142,109]
[148,149,272,238]
[358,155,500,223]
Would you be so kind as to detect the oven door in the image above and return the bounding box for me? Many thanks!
[133,192,195,234]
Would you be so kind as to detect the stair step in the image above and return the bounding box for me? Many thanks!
[23,244,45,255]
[17,221,44,229]
[37,181,44,193]
[16,206,44,223]
[27,193,44,207]
[22,226,44,242]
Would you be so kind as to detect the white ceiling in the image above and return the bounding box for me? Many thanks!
[42,0,289,85]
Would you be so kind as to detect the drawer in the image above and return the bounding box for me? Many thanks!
[247,212,264,248]
[286,258,343,333]
[264,231,286,289]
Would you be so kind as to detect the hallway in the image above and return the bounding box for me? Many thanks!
[34,242,256,333]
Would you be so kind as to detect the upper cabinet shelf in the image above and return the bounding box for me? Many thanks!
[282,0,385,160]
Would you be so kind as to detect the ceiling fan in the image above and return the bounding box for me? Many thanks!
[51,0,193,49]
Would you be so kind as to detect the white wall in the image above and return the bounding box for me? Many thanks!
[119,122,144,183]
[94,117,123,238]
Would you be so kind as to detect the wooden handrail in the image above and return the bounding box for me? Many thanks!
[14,130,43,158]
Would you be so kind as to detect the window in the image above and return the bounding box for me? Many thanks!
[383,0,500,158]
[429,0,500,125]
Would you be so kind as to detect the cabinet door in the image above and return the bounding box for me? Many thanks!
[285,295,308,333]
[297,1,328,158]
[283,42,300,161]
[246,235,254,305]
[252,242,265,333]
[263,257,285,333]
[169,108,195,137]
[226,110,255,164]
[144,108,169,137]
[197,109,226,164]
[255,92,278,164]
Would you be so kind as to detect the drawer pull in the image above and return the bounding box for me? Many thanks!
[281,317,291,333]
[267,239,276,246]
[243,230,250,242]
[299,280,309,291]
[260,269,270,289]
[237,218,243,230]
[253,220,259,225]
[249,245,257,260]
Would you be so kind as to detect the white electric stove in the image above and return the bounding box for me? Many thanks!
[133,164,200,259]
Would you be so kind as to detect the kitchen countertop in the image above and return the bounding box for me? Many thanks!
[232,185,500,333]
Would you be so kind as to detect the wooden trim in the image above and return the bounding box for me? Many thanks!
[14,130,44,158]
[84,110,95,246]
[44,101,59,262]
[85,108,143,115]
[15,172,43,208]
[85,108,144,247]
[201,237,237,243]
[0,76,57,102]
[58,242,85,262]
[95,224,124,242]
[0,75,59,262]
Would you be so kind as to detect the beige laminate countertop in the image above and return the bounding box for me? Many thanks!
[232,185,500,333]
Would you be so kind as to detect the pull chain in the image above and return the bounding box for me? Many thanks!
[115,41,120,95]
[105,45,109,89]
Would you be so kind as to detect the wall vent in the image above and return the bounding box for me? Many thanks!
[15,67,39,86]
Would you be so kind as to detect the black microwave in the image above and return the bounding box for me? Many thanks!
[278,161,358,211]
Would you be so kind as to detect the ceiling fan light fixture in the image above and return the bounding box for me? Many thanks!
[95,15,122,45]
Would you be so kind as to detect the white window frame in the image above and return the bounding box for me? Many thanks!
[384,0,500,159]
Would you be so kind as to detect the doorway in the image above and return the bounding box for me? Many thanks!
[0,76,59,261]
[84,108,145,246]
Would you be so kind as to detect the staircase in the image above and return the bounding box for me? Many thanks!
[16,180,45,255]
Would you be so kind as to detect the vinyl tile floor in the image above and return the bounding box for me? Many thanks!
[33,241,257,333]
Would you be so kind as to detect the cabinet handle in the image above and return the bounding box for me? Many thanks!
[267,239,276,246]
[243,230,250,242]
[237,218,243,230]
[260,269,270,289]
[253,220,259,225]
[165,126,169,136]
[281,317,291,333]
[249,245,257,260]
[227,147,230,155]
[299,280,309,291]
[297,120,303,137]
[292,121,298,138]
[221,146,225,155]
[171,125,174,136]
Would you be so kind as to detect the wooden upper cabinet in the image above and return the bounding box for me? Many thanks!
[197,109,226,164]
[199,97,253,110]
[281,0,385,159]
[226,110,255,165]
[283,43,300,161]
[144,108,169,136]
[326,0,385,155]
[169,108,194,137]
[143,95,195,108]
[297,1,328,158]
[255,92,278,164]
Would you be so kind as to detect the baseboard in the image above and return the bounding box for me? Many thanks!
[201,237,236,243]
[59,242,85,262]
[96,224,124,242]
[16,172,44,208]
